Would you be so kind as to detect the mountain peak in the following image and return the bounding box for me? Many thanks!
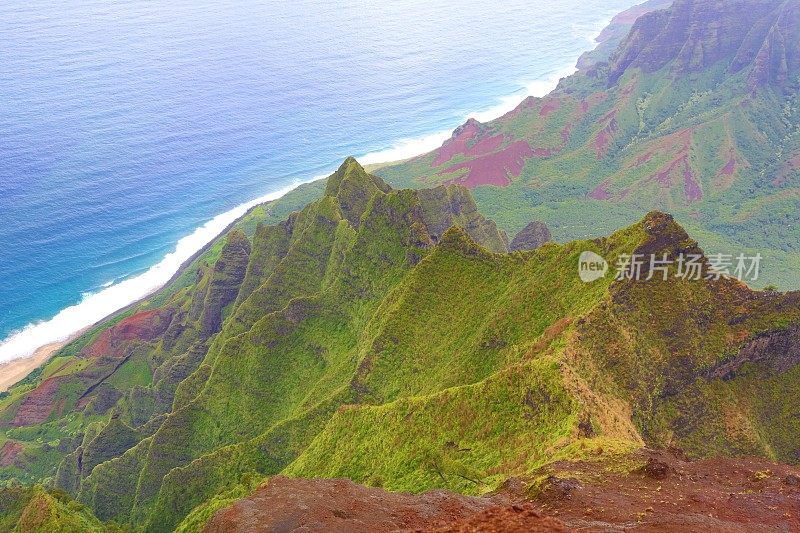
[631,211,701,259]
[325,157,392,227]
[509,221,551,252]
[608,0,800,89]
[743,0,800,88]
[437,225,491,257]
[325,157,375,195]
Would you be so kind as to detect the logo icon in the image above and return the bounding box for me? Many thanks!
[578,251,608,283]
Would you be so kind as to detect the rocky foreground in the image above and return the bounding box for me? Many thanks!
[206,449,800,532]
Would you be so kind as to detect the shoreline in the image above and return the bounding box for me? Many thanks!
[0,179,315,368]
[0,339,68,392]
[0,6,632,383]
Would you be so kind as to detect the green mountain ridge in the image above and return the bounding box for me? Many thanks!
[1,158,799,531]
[2,1,800,530]
[377,0,800,289]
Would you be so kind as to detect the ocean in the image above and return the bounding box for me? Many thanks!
[0,0,641,362]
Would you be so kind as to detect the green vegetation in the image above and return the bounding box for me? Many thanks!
[0,485,118,532]
[0,159,797,532]
[1,2,800,530]
[377,1,800,290]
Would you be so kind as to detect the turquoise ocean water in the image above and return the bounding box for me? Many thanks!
[0,0,640,360]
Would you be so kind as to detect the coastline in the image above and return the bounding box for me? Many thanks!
[0,6,637,385]
[0,339,69,392]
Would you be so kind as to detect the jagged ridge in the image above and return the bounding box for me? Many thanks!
[377,0,800,289]
[1,160,798,532]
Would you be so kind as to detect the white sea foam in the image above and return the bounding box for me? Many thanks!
[358,131,453,166]
[358,62,578,167]
[0,177,324,363]
[0,13,617,364]
[357,14,617,168]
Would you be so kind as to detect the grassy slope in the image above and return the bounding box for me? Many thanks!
[0,159,506,531]
[0,485,115,533]
[4,6,799,530]
[1,159,799,533]
[375,5,800,289]
[281,213,800,506]
[0,178,328,493]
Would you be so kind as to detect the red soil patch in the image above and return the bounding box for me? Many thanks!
[501,91,599,125]
[432,505,571,532]
[594,129,612,159]
[721,155,737,176]
[589,180,613,201]
[206,451,799,532]
[438,91,599,186]
[539,98,561,119]
[652,162,674,185]
[560,125,572,144]
[0,441,24,467]
[647,155,702,202]
[83,308,172,358]
[204,476,499,533]
[532,449,800,532]
[773,154,800,186]
[594,129,701,202]
[86,334,113,358]
[634,152,654,167]
[433,119,480,166]
[683,158,703,203]
[638,129,701,203]
[592,79,637,160]
[443,141,534,188]
[11,377,60,427]
[432,119,505,167]
[594,115,618,159]
[570,94,605,124]
[466,135,504,157]
[714,149,740,191]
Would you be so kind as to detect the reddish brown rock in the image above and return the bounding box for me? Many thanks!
[433,119,487,167]
[683,157,702,203]
[83,308,173,358]
[11,377,60,427]
[539,98,561,118]
[430,504,572,533]
[531,450,800,533]
[204,476,498,533]
[0,441,24,467]
[594,114,618,159]
[442,141,533,188]
[589,179,613,201]
[204,450,800,532]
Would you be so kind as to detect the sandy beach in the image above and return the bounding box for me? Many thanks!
[0,341,66,392]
